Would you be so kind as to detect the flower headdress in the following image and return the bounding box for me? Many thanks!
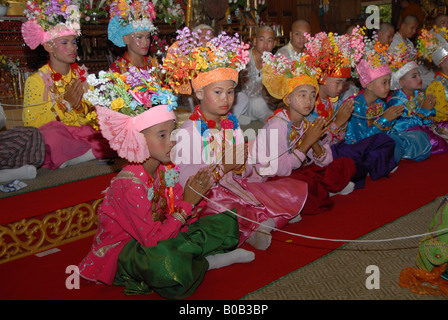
[108,0,157,47]
[355,34,392,87]
[162,27,250,94]
[262,52,318,104]
[389,42,419,90]
[84,66,177,163]
[432,26,448,44]
[21,0,82,50]
[302,26,365,84]
[417,28,448,67]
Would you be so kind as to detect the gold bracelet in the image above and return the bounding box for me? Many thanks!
[313,146,326,159]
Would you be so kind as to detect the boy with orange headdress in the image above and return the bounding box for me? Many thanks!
[167,28,309,251]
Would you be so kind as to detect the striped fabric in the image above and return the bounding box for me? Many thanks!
[0,126,45,169]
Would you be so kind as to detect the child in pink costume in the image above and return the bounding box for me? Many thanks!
[78,68,254,299]
[168,29,308,251]
[250,53,356,215]
[21,1,116,169]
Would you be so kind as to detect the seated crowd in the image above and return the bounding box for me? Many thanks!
[2,0,448,299]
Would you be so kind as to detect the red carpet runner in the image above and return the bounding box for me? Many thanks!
[1,153,448,300]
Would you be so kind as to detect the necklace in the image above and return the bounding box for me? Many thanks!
[123,52,151,71]
[189,105,239,135]
[315,96,335,121]
[147,164,179,221]
[48,63,74,88]
[283,109,309,142]
[189,105,240,165]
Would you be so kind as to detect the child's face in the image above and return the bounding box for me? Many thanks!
[142,120,176,164]
[367,74,391,99]
[46,35,78,64]
[196,80,236,119]
[321,77,347,98]
[399,68,422,91]
[125,31,151,56]
[286,84,317,116]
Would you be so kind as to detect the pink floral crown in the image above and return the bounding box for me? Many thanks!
[21,0,81,50]
[356,36,391,87]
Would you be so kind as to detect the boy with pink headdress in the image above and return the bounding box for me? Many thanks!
[348,37,434,164]
[79,67,253,300]
[329,37,399,188]
[21,0,116,169]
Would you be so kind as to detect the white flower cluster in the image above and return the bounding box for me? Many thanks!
[83,71,118,107]
[131,18,158,34]
[262,51,316,78]
[262,51,291,75]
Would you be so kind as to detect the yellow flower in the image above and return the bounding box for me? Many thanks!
[111,97,125,111]
[86,111,99,130]
[117,0,129,11]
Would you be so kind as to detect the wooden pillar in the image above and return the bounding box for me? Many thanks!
[186,0,193,27]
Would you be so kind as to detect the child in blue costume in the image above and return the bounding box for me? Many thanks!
[331,39,399,188]
[387,42,447,157]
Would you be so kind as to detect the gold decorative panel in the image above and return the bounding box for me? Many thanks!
[0,199,102,264]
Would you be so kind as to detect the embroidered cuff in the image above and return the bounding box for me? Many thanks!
[418,107,435,118]
[374,117,393,131]
[312,145,327,162]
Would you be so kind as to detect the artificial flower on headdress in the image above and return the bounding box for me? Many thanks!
[389,42,419,90]
[302,26,365,84]
[355,34,392,87]
[153,0,185,28]
[84,65,175,116]
[21,0,82,50]
[417,28,448,67]
[84,65,177,162]
[162,27,250,94]
[416,28,439,63]
[261,51,318,103]
[108,0,158,47]
[432,25,448,43]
